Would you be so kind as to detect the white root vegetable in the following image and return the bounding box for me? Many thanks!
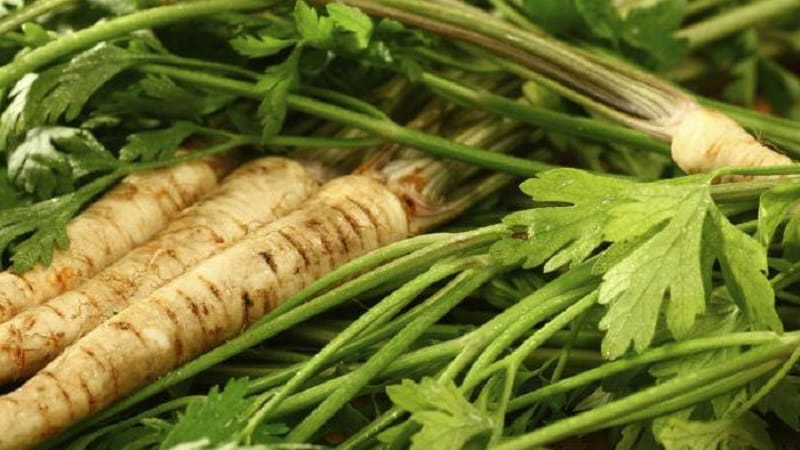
[670,105,792,176]
[0,154,238,323]
[0,175,409,450]
[0,157,318,384]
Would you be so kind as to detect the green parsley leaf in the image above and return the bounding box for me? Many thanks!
[25,43,145,125]
[0,165,23,210]
[618,0,688,69]
[756,379,800,431]
[230,33,296,58]
[520,0,581,35]
[160,379,253,449]
[1,173,118,271]
[0,73,36,154]
[492,169,637,272]
[387,378,492,450]
[575,0,622,44]
[710,209,782,333]
[758,183,800,247]
[7,126,118,199]
[521,0,688,69]
[325,3,373,50]
[495,169,779,358]
[119,122,197,163]
[654,413,774,450]
[784,210,800,261]
[719,31,759,107]
[294,0,333,46]
[599,183,710,358]
[759,60,800,119]
[256,47,301,140]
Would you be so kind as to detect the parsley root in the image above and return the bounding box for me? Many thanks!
[0,157,317,384]
[0,155,236,324]
[0,175,409,449]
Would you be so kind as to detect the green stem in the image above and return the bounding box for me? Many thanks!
[420,72,670,156]
[0,0,78,35]
[0,0,272,89]
[494,339,797,450]
[728,344,800,417]
[605,361,780,427]
[142,64,556,177]
[285,266,499,442]
[507,331,783,412]
[241,256,481,438]
[677,0,800,49]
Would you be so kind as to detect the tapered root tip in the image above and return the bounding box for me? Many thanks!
[670,106,793,179]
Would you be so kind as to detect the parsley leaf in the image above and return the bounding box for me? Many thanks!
[0,164,23,210]
[25,43,146,125]
[654,413,774,450]
[1,174,118,271]
[256,47,301,140]
[522,0,688,69]
[120,122,197,163]
[0,73,36,154]
[386,378,492,450]
[709,209,782,333]
[325,2,373,50]
[7,126,119,199]
[492,170,636,272]
[160,379,253,449]
[230,33,296,58]
[494,169,780,359]
[758,183,800,247]
[756,379,800,431]
[598,183,710,357]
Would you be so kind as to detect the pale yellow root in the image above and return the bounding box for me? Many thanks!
[0,154,238,323]
[0,175,409,450]
[671,106,793,178]
[0,157,318,384]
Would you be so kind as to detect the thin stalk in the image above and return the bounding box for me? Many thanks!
[461,283,598,388]
[494,339,797,450]
[141,64,556,177]
[677,0,800,49]
[507,331,783,412]
[727,344,800,417]
[0,0,274,89]
[241,256,482,437]
[0,0,78,35]
[420,72,670,155]
[326,0,686,124]
[605,361,781,427]
[285,266,500,443]
[441,264,598,382]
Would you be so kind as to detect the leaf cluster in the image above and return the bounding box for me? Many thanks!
[521,0,689,69]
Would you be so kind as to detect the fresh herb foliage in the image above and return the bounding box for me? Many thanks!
[521,0,689,69]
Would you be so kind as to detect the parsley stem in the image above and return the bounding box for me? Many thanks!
[286,265,499,443]
[0,0,273,89]
[605,362,780,427]
[677,0,800,49]
[495,338,797,450]
[419,72,671,156]
[140,64,556,177]
[241,256,482,439]
[0,0,77,35]
[507,331,784,412]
